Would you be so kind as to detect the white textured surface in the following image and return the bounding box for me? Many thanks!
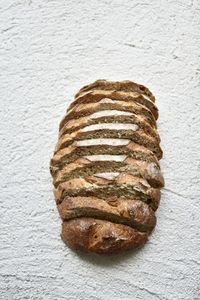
[0,0,200,299]
[80,123,139,131]
[91,110,133,118]
[75,138,130,146]
[84,155,127,162]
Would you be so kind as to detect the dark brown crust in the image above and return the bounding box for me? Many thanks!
[55,129,162,159]
[50,141,160,172]
[68,90,158,119]
[53,173,161,210]
[61,217,148,254]
[59,114,160,142]
[75,79,156,102]
[58,197,156,232]
[50,80,164,255]
[53,157,164,188]
[59,100,157,131]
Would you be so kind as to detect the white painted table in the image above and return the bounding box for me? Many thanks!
[0,1,199,299]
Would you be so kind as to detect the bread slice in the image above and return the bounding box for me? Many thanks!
[61,217,148,254]
[59,100,156,131]
[75,79,156,102]
[54,173,160,210]
[58,197,156,232]
[68,89,158,119]
[59,112,160,142]
[55,128,162,159]
[53,157,164,188]
[50,141,160,174]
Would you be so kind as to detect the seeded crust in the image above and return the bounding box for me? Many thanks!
[68,90,158,119]
[50,80,164,255]
[53,157,164,189]
[59,100,156,131]
[50,141,160,172]
[55,128,162,159]
[75,79,156,102]
[54,173,160,210]
[59,114,160,142]
[61,218,148,254]
[58,197,156,232]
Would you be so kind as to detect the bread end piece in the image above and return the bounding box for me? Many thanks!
[61,217,148,255]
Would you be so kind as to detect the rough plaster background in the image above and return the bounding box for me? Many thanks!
[0,0,200,299]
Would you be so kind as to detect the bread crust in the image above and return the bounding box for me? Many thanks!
[59,100,156,131]
[55,128,162,159]
[50,80,164,254]
[50,141,160,173]
[53,157,164,188]
[58,196,156,232]
[68,90,158,119]
[59,113,159,142]
[54,173,160,210]
[75,79,156,102]
[61,217,148,254]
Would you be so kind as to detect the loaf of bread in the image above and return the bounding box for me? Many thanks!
[50,80,164,254]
